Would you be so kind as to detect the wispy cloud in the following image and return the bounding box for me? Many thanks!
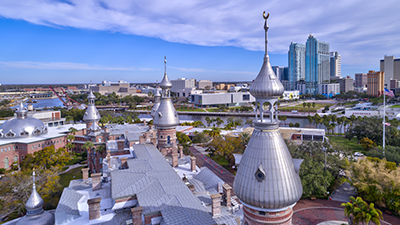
[0,0,399,68]
[170,66,256,75]
[0,61,156,71]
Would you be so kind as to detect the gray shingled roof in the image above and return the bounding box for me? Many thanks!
[191,167,224,194]
[111,144,216,225]
[56,188,83,216]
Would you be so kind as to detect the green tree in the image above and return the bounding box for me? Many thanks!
[312,102,316,112]
[68,127,78,135]
[342,196,383,225]
[289,122,294,127]
[302,102,306,112]
[360,137,376,151]
[20,146,71,171]
[294,122,300,127]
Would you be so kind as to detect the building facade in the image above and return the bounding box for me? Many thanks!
[305,35,330,95]
[272,66,288,81]
[190,92,255,107]
[171,78,196,93]
[338,76,354,93]
[367,70,384,96]
[355,73,368,88]
[196,80,213,89]
[330,51,341,78]
[92,80,137,96]
[318,83,340,98]
[288,42,305,91]
[380,56,400,88]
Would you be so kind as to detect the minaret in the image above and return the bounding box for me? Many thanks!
[151,85,162,119]
[233,12,303,225]
[153,57,180,155]
[83,88,101,130]
[16,169,55,225]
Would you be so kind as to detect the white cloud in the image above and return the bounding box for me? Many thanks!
[0,61,156,71]
[170,66,256,75]
[0,0,399,67]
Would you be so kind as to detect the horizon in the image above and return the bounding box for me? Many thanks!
[0,1,399,84]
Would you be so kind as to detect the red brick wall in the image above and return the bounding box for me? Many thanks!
[243,206,293,225]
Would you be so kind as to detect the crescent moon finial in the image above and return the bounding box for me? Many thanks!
[263,11,270,19]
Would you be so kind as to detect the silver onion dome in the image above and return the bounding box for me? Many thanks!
[233,12,302,212]
[0,103,47,139]
[159,57,173,89]
[16,170,55,225]
[154,57,180,128]
[83,89,101,122]
[249,13,284,100]
[151,87,162,119]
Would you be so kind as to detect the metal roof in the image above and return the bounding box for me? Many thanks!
[153,99,180,128]
[111,144,216,225]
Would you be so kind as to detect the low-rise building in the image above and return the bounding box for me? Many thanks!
[171,78,196,93]
[190,92,255,107]
[197,80,213,89]
[279,90,300,100]
[176,88,203,101]
[91,80,137,96]
[355,73,367,88]
[338,76,354,93]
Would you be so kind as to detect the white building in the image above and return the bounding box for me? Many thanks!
[196,80,213,89]
[171,78,196,92]
[279,90,300,100]
[176,88,203,101]
[318,83,340,98]
[190,92,255,107]
[228,84,249,92]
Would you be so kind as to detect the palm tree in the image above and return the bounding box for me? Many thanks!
[302,102,306,113]
[312,102,316,114]
[341,196,383,225]
[82,141,94,152]
[307,102,311,115]
[69,127,78,135]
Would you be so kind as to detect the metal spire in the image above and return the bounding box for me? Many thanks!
[164,56,167,75]
[263,11,270,56]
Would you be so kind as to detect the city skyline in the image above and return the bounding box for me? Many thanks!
[0,0,399,84]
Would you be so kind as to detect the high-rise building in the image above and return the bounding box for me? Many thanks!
[272,66,288,81]
[330,51,341,78]
[171,78,196,92]
[355,73,368,88]
[305,35,330,95]
[367,70,384,96]
[288,42,305,90]
[233,13,302,225]
[380,56,400,88]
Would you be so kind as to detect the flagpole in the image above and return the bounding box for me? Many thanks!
[383,87,385,158]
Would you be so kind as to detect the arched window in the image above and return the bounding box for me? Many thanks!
[167,136,171,144]
[4,157,9,169]
[14,155,18,163]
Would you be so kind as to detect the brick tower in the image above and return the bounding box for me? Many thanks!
[233,12,303,225]
[153,57,180,155]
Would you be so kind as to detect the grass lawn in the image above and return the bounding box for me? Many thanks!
[176,107,205,112]
[328,135,364,153]
[209,155,229,167]
[390,105,400,108]
[64,155,83,166]
[59,166,85,187]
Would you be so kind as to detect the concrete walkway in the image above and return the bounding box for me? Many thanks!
[329,182,357,202]
[317,221,348,225]
[60,163,86,174]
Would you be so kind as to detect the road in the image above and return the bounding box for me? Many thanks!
[189,146,235,191]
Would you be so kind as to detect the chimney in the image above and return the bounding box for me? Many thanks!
[131,207,143,225]
[139,135,145,144]
[121,157,128,169]
[143,120,147,126]
[82,168,89,181]
[91,173,102,191]
[190,156,196,172]
[27,103,34,111]
[151,137,157,146]
[172,153,179,167]
[106,150,111,168]
[179,145,184,158]
[222,183,232,207]
[87,197,101,220]
[211,194,221,217]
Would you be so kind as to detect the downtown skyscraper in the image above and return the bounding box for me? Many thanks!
[288,42,305,90]
[305,35,330,95]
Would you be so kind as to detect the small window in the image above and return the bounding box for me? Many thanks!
[4,157,9,169]
[14,155,18,162]
[243,94,250,101]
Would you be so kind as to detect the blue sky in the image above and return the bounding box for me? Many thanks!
[0,0,399,84]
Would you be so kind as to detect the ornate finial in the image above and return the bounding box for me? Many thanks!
[263,11,270,19]
[32,168,36,189]
[164,56,167,74]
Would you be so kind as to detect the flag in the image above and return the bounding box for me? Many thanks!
[384,88,395,97]
[383,122,391,126]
